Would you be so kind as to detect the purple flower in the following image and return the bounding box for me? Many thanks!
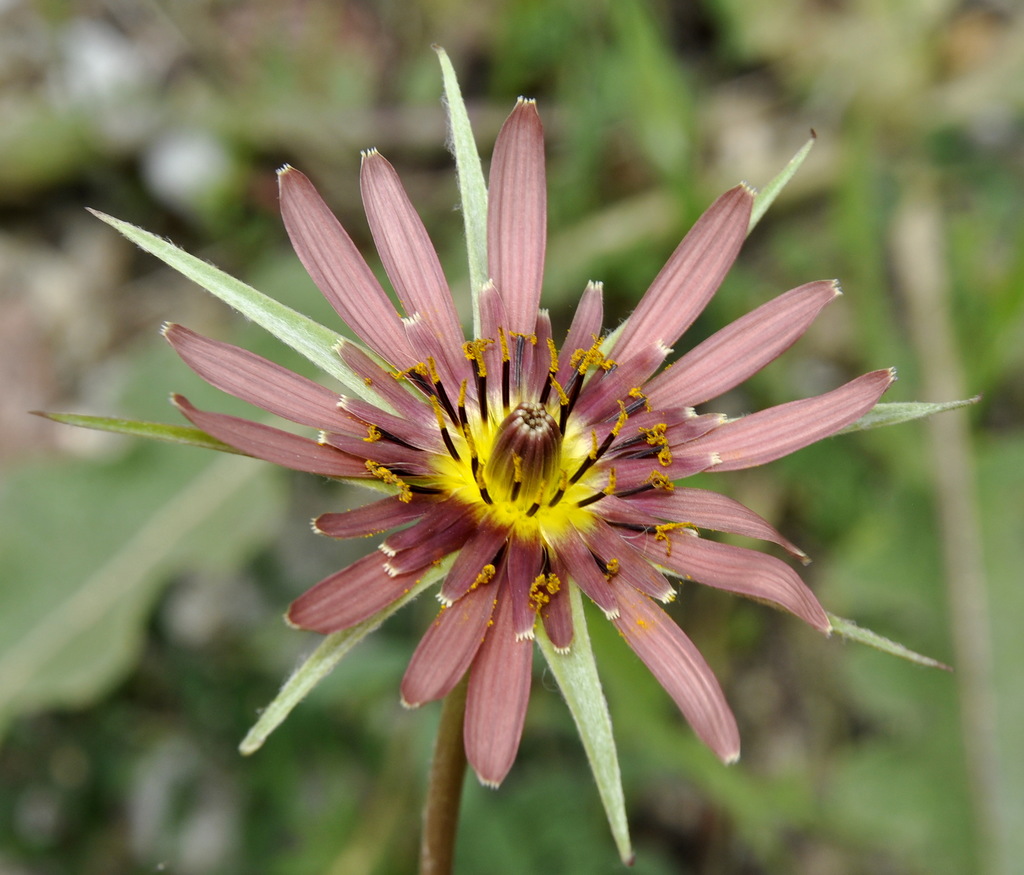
[164,98,893,786]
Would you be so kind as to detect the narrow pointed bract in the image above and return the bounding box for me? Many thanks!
[152,97,893,792]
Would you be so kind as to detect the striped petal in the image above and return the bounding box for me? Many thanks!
[287,552,421,633]
[173,395,365,477]
[164,324,356,433]
[646,280,841,408]
[603,488,806,561]
[613,586,740,762]
[400,580,498,706]
[360,149,464,348]
[278,166,415,367]
[683,368,896,471]
[651,533,829,632]
[612,185,754,361]
[487,99,546,334]
[465,581,534,787]
[313,494,437,539]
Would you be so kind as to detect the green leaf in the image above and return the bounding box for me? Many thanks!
[239,558,451,755]
[0,449,282,734]
[88,210,370,397]
[841,396,981,433]
[33,411,243,455]
[435,46,488,336]
[828,613,952,671]
[749,134,816,232]
[536,585,633,865]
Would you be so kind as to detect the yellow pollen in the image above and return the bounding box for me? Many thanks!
[512,453,524,484]
[603,468,617,494]
[551,378,570,406]
[365,460,412,502]
[646,472,675,491]
[364,424,382,442]
[654,522,692,556]
[472,564,496,590]
[628,387,650,411]
[463,339,493,376]
[546,337,559,375]
[498,328,510,362]
[610,400,629,437]
[605,557,620,578]
[528,573,561,611]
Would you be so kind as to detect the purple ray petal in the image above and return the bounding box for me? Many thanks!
[539,583,573,651]
[612,185,754,361]
[684,368,896,471]
[578,518,675,602]
[557,281,604,387]
[337,341,435,420]
[381,502,481,576]
[173,394,366,477]
[505,533,544,639]
[278,166,415,367]
[438,524,512,604]
[613,586,740,763]
[572,343,669,425]
[400,580,498,707]
[621,487,806,560]
[551,527,619,617]
[360,150,464,348]
[313,494,437,539]
[320,432,433,472]
[164,324,357,433]
[465,581,533,787]
[646,280,841,408]
[487,99,546,335]
[337,395,443,451]
[287,552,421,633]
[651,532,829,632]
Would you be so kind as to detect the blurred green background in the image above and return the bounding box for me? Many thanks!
[2,1,1022,873]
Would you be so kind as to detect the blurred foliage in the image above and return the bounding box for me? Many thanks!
[1,0,1021,873]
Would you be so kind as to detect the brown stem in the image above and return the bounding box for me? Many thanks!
[419,674,469,875]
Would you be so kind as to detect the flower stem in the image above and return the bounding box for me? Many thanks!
[419,674,469,875]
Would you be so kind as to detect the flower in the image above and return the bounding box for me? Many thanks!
[164,97,893,787]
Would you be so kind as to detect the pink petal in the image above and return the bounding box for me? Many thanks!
[338,340,435,421]
[578,518,675,602]
[313,494,437,539]
[550,527,619,617]
[539,583,573,651]
[400,580,498,706]
[487,99,546,335]
[612,185,754,361]
[438,524,511,604]
[173,394,366,477]
[557,281,604,388]
[320,432,432,472]
[287,552,421,633]
[464,581,533,786]
[381,502,481,576]
[646,280,841,408]
[278,166,415,367]
[608,488,807,561]
[360,150,464,348]
[613,586,740,762]
[682,368,896,471]
[571,343,670,425]
[504,533,544,640]
[337,394,443,451]
[651,532,829,632]
[164,324,356,433]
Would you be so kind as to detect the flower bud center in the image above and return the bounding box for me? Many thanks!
[485,401,561,506]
